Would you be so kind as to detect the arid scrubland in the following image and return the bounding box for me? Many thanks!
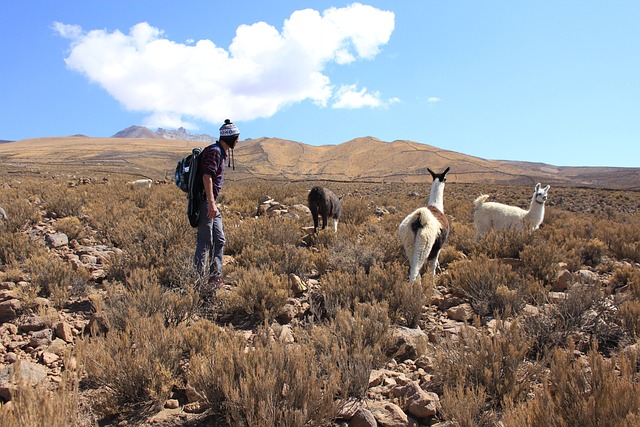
[0,175,640,426]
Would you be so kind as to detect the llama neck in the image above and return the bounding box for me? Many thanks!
[525,198,545,226]
[428,181,445,212]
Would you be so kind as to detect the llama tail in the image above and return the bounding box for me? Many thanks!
[408,210,434,282]
[473,194,490,210]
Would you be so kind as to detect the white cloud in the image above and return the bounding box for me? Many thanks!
[331,84,379,109]
[427,97,441,103]
[53,3,395,128]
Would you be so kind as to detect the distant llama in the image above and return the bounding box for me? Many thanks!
[127,178,153,188]
[308,186,343,233]
[473,183,550,238]
[398,167,451,282]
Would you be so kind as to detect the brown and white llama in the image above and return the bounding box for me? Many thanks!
[398,167,450,282]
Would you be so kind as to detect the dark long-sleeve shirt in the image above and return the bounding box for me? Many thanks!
[199,141,226,200]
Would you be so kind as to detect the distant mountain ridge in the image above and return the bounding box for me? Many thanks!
[1,129,639,190]
[112,125,215,143]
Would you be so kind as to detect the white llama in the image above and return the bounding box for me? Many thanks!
[473,183,550,238]
[398,167,451,282]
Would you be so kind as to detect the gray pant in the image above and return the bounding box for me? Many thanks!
[194,202,226,280]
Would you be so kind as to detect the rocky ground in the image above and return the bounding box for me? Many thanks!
[0,195,634,426]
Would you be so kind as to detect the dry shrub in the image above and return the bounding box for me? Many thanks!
[225,216,304,254]
[102,212,194,288]
[610,264,640,298]
[42,185,85,218]
[502,346,640,427]
[523,285,610,357]
[440,385,496,427]
[387,263,430,327]
[448,221,476,256]
[440,255,542,317]
[103,268,199,330]
[473,228,534,259]
[432,321,539,411]
[54,216,87,241]
[308,303,390,400]
[79,312,185,416]
[619,300,640,339]
[0,231,42,265]
[188,325,339,426]
[325,225,387,274]
[0,368,80,427]
[580,238,609,267]
[26,254,90,308]
[237,242,316,277]
[0,194,41,232]
[519,241,562,286]
[340,195,371,227]
[218,266,290,325]
[594,217,640,263]
[316,264,389,320]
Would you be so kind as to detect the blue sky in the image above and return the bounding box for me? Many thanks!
[1,1,639,167]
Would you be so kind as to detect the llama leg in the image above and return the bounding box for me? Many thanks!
[333,218,338,232]
[410,237,430,282]
[310,205,319,233]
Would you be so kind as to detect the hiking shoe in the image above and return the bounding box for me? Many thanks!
[207,277,224,289]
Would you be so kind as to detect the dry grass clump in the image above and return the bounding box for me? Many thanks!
[307,303,390,400]
[54,216,88,241]
[0,231,42,266]
[79,312,186,417]
[433,321,539,415]
[522,284,625,357]
[103,268,200,329]
[0,192,41,232]
[594,216,640,263]
[440,255,542,317]
[188,325,340,426]
[41,184,86,218]
[0,369,80,427]
[218,266,290,325]
[610,264,640,298]
[237,242,317,277]
[26,254,91,308]
[502,345,640,427]
[472,228,535,259]
[519,239,563,286]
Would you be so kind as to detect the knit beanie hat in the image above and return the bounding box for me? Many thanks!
[219,119,240,139]
[219,119,240,170]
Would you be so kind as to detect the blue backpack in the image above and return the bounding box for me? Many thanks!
[175,148,202,227]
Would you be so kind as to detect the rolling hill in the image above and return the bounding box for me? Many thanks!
[0,131,638,190]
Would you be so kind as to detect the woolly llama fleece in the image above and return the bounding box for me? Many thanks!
[398,167,450,282]
[473,183,550,238]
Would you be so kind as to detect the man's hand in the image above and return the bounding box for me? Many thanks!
[207,199,217,219]
[202,174,217,219]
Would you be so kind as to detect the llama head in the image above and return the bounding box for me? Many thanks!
[427,167,450,211]
[428,167,450,183]
[533,183,550,205]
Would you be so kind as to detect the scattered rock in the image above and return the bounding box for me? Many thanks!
[45,233,69,248]
[0,361,48,401]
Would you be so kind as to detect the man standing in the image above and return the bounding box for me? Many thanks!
[194,119,239,286]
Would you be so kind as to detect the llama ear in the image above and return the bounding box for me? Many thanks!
[535,183,541,191]
[544,185,550,192]
[443,166,450,175]
[427,168,435,178]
